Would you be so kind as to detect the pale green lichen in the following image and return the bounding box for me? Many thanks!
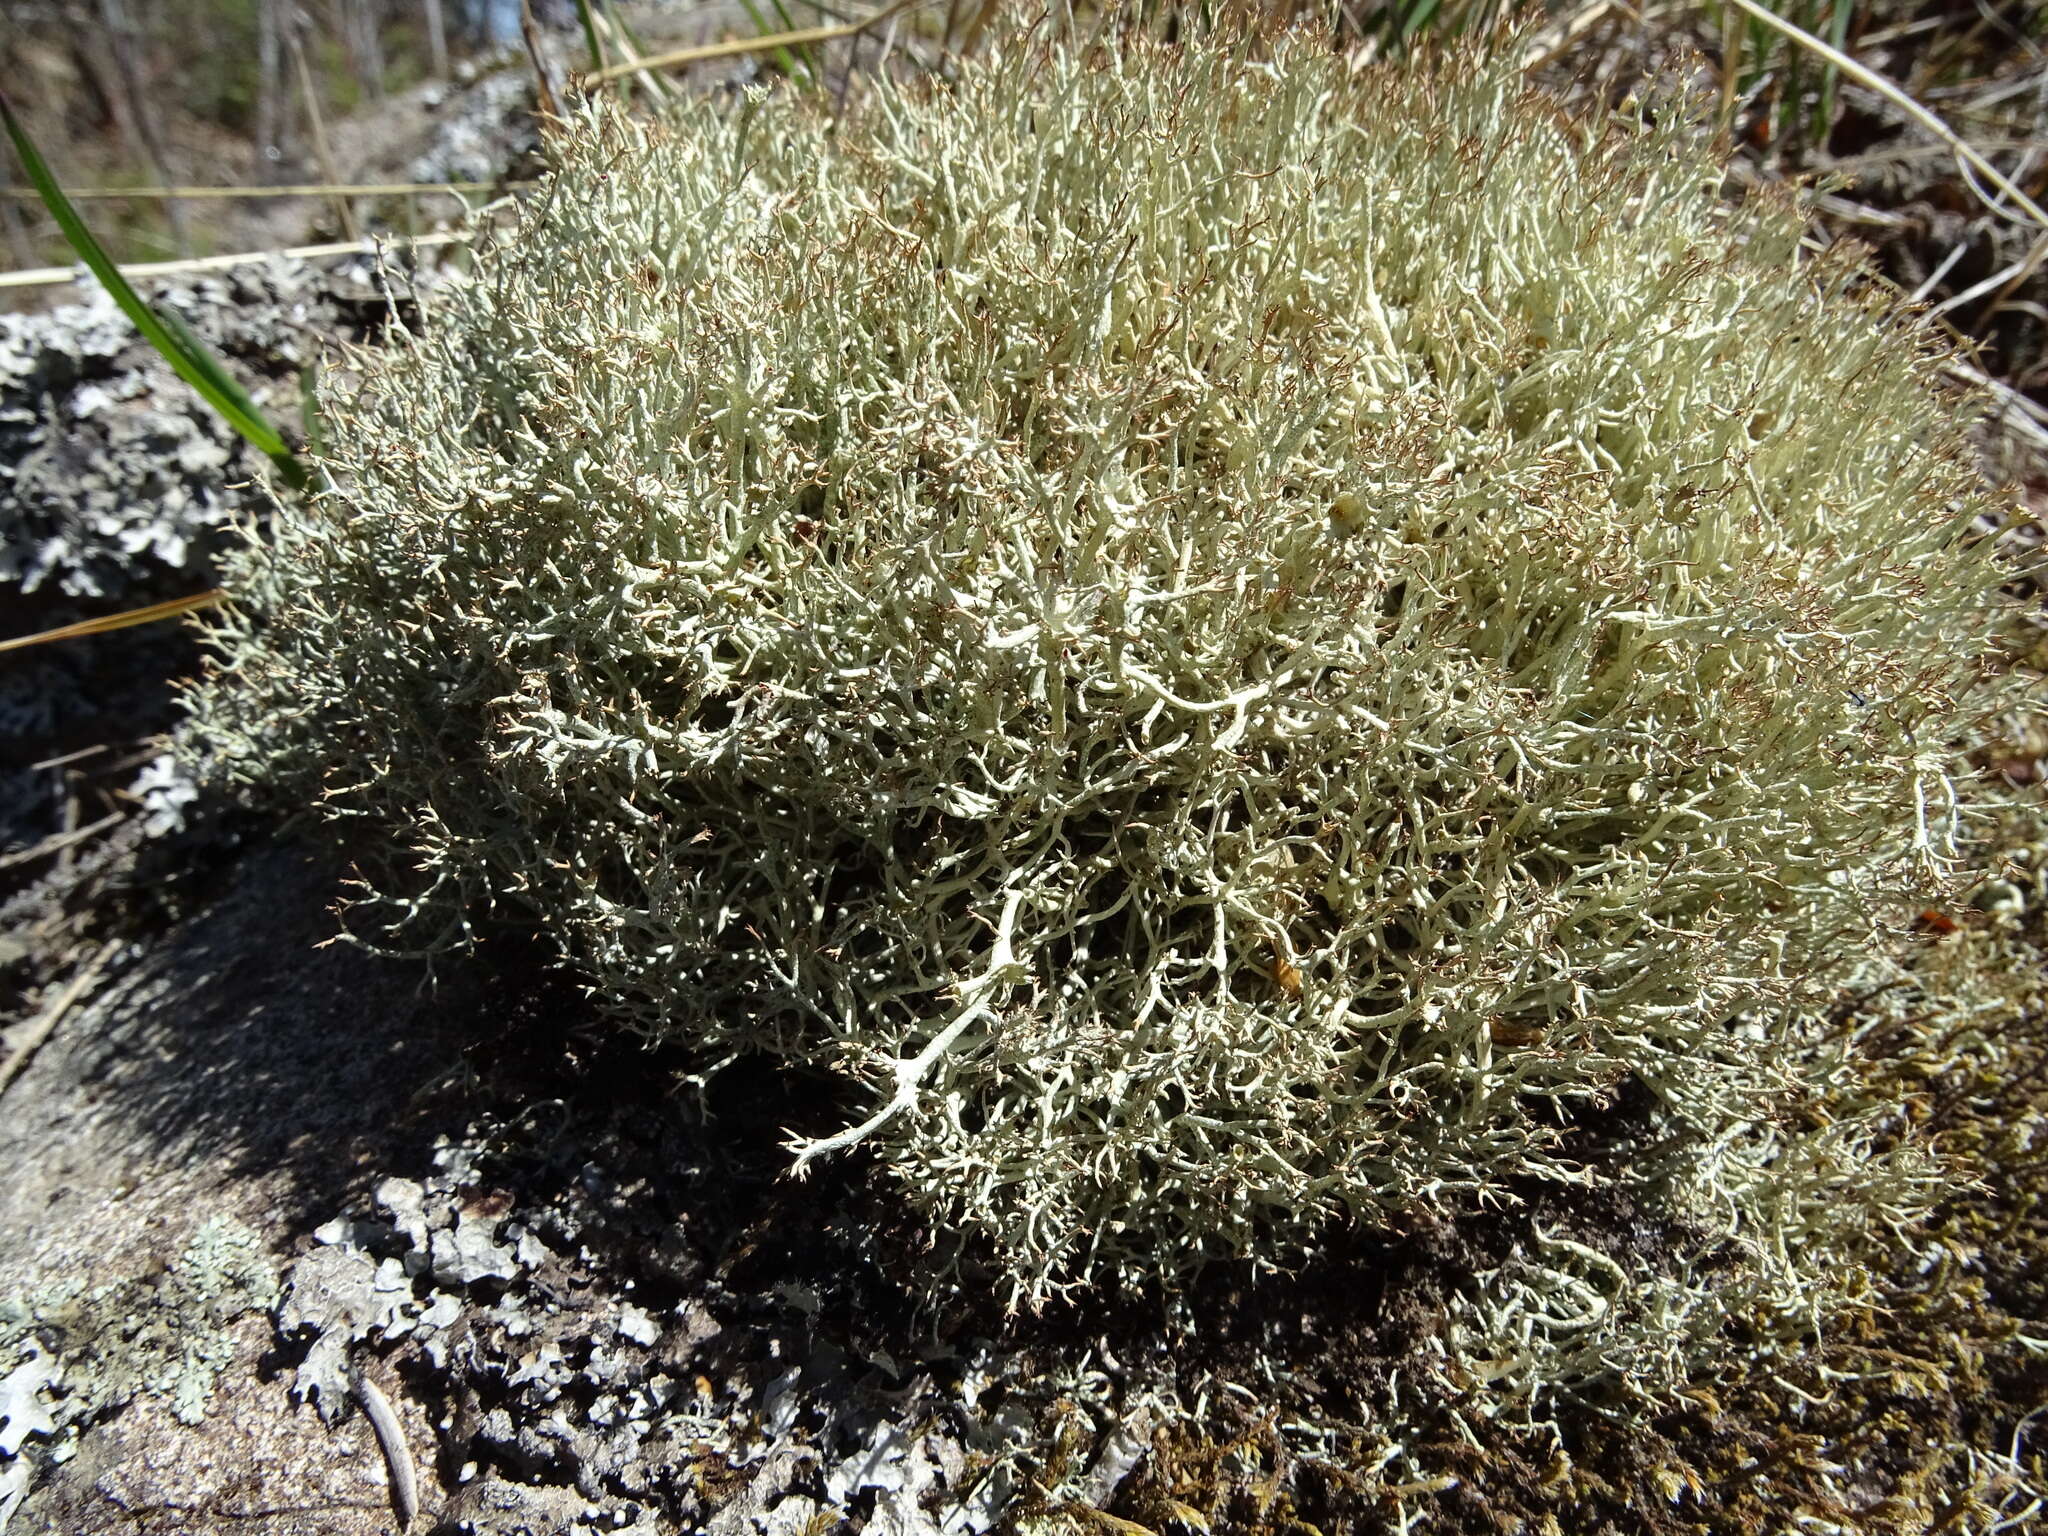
[0,1217,279,1436]
[189,19,2006,1378]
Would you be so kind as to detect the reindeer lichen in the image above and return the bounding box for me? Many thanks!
[188,22,2006,1359]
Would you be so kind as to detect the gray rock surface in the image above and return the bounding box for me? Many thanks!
[0,261,385,605]
[0,843,464,1534]
[0,841,1157,1533]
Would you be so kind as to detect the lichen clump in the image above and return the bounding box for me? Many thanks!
[193,27,2003,1311]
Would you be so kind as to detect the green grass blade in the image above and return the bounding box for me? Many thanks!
[1399,0,1444,43]
[766,0,821,85]
[573,0,606,74]
[0,88,304,489]
[1817,0,1853,144]
[737,0,814,89]
[154,305,306,488]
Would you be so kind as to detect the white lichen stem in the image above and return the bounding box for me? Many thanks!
[349,1364,418,1531]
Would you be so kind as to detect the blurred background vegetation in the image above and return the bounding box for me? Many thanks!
[3,0,2044,386]
[0,0,579,269]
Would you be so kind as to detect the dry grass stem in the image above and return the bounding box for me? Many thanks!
[0,231,466,290]
[1721,0,2048,232]
[584,0,923,85]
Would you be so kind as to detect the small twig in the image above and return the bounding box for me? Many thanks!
[1857,14,1947,48]
[29,744,107,773]
[1810,190,1916,230]
[0,812,122,873]
[0,589,225,654]
[585,0,923,86]
[0,938,119,1101]
[0,181,526,201]
[589,3,671,103]
[1518,0,1627,74]
[1928,232,2048,319]
[877,9,906,75]
[1911,238,1975,304]
[521,0,564,125]
[55,768,82,882]
[99,744,165,777]
[287,29,360,242]
[1722,160,1917,232]
[1942,355,2048,453]
[1982,227,2048,317]
[349,1365,419,1531]
[73,1496,390,1522]
[1830,137,2036,172]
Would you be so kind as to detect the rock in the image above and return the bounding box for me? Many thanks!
[0,264,386,606]
[439,1472,589,1535]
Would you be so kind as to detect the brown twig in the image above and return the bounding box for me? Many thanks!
[29,744,107,773]
[0,938,119,1101]
[0,813,123,874]
[349,1365,419,1531]
[522,0,564,125]
[1518,0,1628,74]
[588,3,671,103]
[1723,0,2048,233]
[0,181,528,201]
[287,28,361,242]
[55,768,82,882]
[0,232,467,292]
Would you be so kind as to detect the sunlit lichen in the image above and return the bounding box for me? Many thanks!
[189,23,2007,1341]
[0,1217,278,1444]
